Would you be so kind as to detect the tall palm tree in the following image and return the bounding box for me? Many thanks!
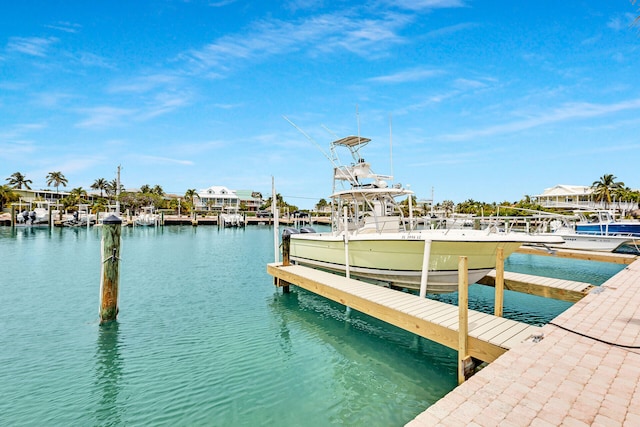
[184,188,199,211]
[46,171,68,194]
[6,172,32,189]
[105,179,124,198]
[591,174,624,208]
[152,185,164,196]
[441,200,455,217]
[0,185,19,209]
[91,178,108,197]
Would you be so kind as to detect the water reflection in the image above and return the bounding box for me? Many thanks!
[94,321,123,427]
[268,288,457,424]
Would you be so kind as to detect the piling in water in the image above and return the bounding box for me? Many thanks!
[99,215,122,323]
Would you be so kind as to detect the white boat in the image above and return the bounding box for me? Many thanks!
[486,210,640,253]
[287,135,564,294]
[134,206,159,227]
[220,208,245,227]
[545,216,639,252]
[574,210,640,237]
[15,207,49,226]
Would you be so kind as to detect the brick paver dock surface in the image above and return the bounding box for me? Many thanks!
[409,259,640,426]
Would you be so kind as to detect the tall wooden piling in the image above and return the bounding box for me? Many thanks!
[280,231,291,293]
[99,215,122,323]
[458,256,473,384]
[494,248,505,317]
[10,205,15,228]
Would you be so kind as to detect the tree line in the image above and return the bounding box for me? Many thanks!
[1,171,295,215]
[313,174,640,217]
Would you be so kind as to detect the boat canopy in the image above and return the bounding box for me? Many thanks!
[331,136,371,148]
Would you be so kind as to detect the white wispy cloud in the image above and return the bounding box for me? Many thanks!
[385,0,466,11]
[0,123,46,139]
[44,21,81,33]
[109,74,181,93]
[179,11,408,74]
[368,68,444,84]
[138,93,190,120]
[439,98,640,141]
[6,36,58,57]
[135,155,194,166]
[75,106,136,129]
[607,13,636,31]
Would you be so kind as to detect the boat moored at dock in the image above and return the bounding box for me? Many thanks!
[287,134,563,294]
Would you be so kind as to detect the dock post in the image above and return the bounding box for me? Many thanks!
[343,207,350,278]
[10,205,15,228]
[99,215,122,324]
[494,248,505,317]
[458,256,473,384]
[419,239,432,298]
[280,230,291,293]
[48,204,53,229]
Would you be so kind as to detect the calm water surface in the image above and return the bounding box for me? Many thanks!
[0,225,625,426]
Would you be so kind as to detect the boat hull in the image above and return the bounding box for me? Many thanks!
[575,224,640,237]
[289,232,525,293]
[547,233,638,252]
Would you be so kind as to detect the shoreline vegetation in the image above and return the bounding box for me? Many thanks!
[2,171,640,220]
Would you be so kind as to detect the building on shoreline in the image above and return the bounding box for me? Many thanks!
[534,184,638,213]
[194,186,264,213]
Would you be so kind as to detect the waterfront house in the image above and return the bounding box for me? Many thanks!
[534,184,637,212]
[195,186,240,212]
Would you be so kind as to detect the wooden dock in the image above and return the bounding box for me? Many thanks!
[476,270,594,302]
[267,262,541,364]
[408,259,640,426]
[517,245,637,264]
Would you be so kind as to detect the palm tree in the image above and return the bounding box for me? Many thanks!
[46,171,68,194]
[6,172,32,189]
[184,189,199,211]
[591,174,624,208]
[105,179,124,198]
[91,178,108,197]
[0,185,19,209]
[139,184,151,194]
[152,185,164,196]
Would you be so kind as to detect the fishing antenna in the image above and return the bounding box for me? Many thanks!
[389,113,394,185]
[282,115,336,168]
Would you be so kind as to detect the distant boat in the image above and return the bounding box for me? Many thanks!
[220,208,245,227]
[574,210,640,237]
[134,206,159,227]
[286,134,563,294]
[15,207,49,226]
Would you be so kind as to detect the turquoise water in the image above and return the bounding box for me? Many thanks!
[0,226,625,426]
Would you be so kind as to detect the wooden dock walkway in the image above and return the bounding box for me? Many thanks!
[267,262,541,363]
[476,270,594,302]
[408,259,640,426]
[517,245,638,265]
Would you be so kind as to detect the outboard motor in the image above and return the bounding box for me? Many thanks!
[282,227,300,237]
[299,227,316,234]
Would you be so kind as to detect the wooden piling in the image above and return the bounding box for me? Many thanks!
[494,247,505,317]
[10,205,15,228]
[281,231,291,293]
[99,215,122,323]
[458,256,473,384]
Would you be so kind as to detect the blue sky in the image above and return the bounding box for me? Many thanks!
[1,1,639,209]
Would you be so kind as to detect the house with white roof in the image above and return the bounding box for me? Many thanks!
[534,185,593,209]
[195,186,239,212]
[534,184,637,212]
